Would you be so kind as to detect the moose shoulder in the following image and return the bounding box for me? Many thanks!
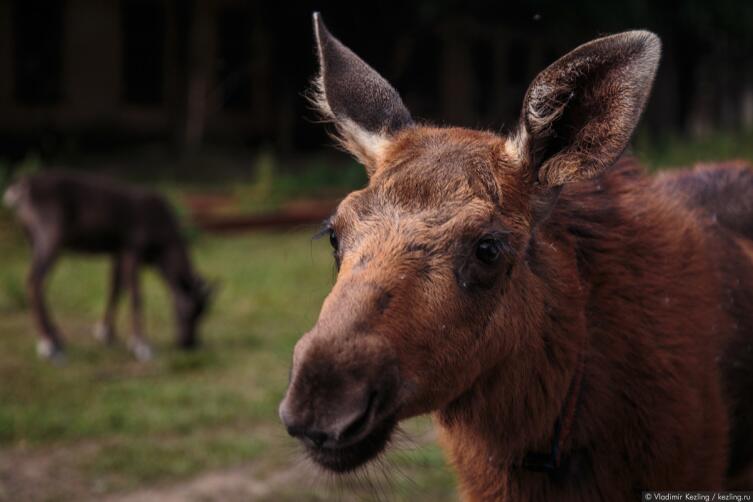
[280,14,753,500]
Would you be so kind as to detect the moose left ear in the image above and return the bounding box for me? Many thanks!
[510,31,661,187]
[312,13,413,172]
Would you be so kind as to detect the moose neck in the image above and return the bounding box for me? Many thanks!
[434,224,590,496]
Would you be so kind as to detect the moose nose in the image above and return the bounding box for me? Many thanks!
[279,390,378,448]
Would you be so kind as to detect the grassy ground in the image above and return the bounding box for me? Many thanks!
[2,132,753,500]
[0,214,456,501]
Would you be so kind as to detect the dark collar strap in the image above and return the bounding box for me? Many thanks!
[519,354,586,473]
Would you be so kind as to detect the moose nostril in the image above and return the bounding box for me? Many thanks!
[284,423,303,439]
[284,423,330,448]
[339,391,378,441]
[303,430,329,448]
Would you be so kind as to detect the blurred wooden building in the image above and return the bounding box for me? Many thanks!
[1,0,752,160]
[0,0,277,155]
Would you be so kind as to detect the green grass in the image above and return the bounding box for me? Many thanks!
[2,134,751,499]
[636,129,753,170]
[0,213,456,500]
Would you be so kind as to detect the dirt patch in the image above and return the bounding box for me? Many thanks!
[0,443,99,502]
[104,425,445,502]
[105,462,318,502]
[0,443,315,502]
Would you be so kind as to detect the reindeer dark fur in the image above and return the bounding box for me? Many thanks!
[4,171,211,361]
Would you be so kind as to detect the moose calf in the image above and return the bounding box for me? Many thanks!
[280,14,753,500]
[4,172,211,361]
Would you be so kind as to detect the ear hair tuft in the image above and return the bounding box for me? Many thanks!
[516,30,661,187]
[310,13,413,171]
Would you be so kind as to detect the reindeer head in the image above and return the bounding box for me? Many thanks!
[174,274,214,349]
[280,13,660,473]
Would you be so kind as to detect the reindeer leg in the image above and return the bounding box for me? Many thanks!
[27,241,63,361]
[94,255,123,345]
[123,253,152,361]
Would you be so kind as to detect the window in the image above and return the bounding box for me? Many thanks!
[12,0,63,105]
[121,0,165,105]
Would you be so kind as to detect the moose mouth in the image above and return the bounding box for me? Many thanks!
[304,414,398,473]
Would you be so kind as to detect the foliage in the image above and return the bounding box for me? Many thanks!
[636,130,753,170]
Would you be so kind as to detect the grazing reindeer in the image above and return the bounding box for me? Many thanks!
[4,171,211,361]
[280,13,753,500]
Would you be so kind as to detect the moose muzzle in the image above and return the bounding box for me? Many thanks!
[279,279,403,471]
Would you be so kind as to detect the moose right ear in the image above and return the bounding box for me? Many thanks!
[311,13,413,173]
[509,31,661,188]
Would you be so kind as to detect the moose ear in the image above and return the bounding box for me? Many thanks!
[311,13,413,172]
[510,31,661,187]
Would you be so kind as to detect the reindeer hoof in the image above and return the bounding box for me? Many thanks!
[36,339,65,364]
[93,322,115,344]
[130,341,153,362]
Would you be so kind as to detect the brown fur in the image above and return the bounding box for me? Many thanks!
[280,16,753,500]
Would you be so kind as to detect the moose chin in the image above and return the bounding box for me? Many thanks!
[280,12,753,501]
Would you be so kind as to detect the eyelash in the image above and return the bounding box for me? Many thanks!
[313,219,334,241]
[313,219,342,269]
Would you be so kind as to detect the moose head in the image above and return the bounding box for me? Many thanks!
[280,13,660,473]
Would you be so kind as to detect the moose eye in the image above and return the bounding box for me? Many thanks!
[329,229,339,251]
[475,238,501,264]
